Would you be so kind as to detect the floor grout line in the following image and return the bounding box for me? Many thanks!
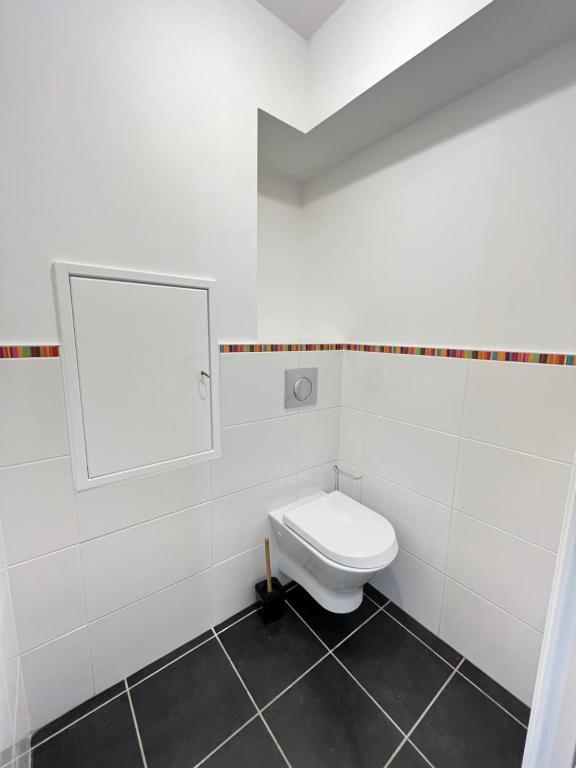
[215,607,261,635]
[406,659,464,742]
[259,653,331,714]
[258,713,294,768]
[406,739,438,768]
[128,633,215,691]
[191,714,260,768]
[456,670,529,729]
[125,680,149,768]
[380,604,457,670]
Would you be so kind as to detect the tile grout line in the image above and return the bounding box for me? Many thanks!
[125,680,150,768]
[215,607,261,636]
[456,670,529,729]
[128,633,215,691]
[379,604,456,670]
[191,714,261,768]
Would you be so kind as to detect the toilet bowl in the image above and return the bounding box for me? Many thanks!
[269,491,398,613]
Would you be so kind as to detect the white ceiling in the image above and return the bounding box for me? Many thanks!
[257,0,347,39]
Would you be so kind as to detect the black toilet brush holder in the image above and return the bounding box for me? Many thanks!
[255,538,285,624]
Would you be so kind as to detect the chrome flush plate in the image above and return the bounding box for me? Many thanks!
[284,367,318,408]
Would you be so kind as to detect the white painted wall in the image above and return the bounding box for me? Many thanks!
[299,39,576,351]
[307,0,492,126]
[0,0,307,344]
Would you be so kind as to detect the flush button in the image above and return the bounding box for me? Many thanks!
[285,367,318,408]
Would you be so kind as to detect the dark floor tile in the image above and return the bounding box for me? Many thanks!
[215,603,261,633]
[128,629,213,686]
[130,637,255,768]
[287,585,379,648]
[265,656,402,768]
[412,673,527,768]
[389,742,431,768]
[32,682,125,746]
[335,611,453,731]
[364,583,388,606]
[219,608,326,707]
[32,694,142,768]
[459,660,531,725]
[202,718,286,768]
[384,602,462,666]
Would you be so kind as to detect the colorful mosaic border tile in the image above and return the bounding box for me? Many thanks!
[220,343,576,366]
[0,345,60,359]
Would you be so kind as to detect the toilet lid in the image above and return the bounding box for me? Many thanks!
[283,491,397,569]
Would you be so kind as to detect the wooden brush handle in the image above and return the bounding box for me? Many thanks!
[264,537,273,593]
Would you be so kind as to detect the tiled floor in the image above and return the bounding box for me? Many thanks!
[28,583,530,768]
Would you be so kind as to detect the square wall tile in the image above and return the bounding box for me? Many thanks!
[362,472,450,571]
[21,627,93,730]
[455,439,570,551]
[213,476,297,563]
[366,354,467,434]
[0,359,68,467]
[0,570,19,662]
[89,570,212,692]
[297,462,335,498]
[82,503,211,621]
[463,361,576,461]
[341,352,372,410]
[220,352,298,426]
[212,417,298,498]
[371,548,445,633]
[10,547,86,652]
[299,351,342,410]
[440,579,542,705]
[0,458,77,565]
[212,545,268,625]
[364,415,459,505]
[298,407,340,470]
[339,407,365,467]
[77,461,210,540]
[0,658,17,756]
[447,512,556,632]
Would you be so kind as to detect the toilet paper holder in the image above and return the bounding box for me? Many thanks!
[333,464,362,492]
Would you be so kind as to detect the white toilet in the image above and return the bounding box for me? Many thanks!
[269,491,398,613]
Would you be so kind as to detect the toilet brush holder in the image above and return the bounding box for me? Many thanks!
[255,577,285,624]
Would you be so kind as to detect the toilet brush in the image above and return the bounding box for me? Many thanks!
[255,537,285,624]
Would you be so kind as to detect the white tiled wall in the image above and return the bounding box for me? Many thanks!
[0,349,572,733]
[0,351,342,731]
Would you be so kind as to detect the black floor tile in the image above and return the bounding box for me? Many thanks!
[335,611,453,731]
[384,602,462,666]
[411,673,527,768]
[127,630,213,686]
[389,742,431,768]
[459,660,531,726]
[219,608,326,707]
[364,583,388,606]
[215,603,260,633]
[32,694,142,768]
[130,637,256,768]
[287,585,379,648]
[264,656,402,768]
[202,718,286,768]
[32,682,125,746]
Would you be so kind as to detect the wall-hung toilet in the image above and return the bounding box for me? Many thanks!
[269,491,398,613]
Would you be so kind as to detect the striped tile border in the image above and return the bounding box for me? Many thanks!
[0,345,59,359]
[220,343,576,366]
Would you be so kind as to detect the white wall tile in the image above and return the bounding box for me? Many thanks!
[366,354,467,434]
[220,352,298,426]
[77,461,210,541]
[299,351,342,410]
[10,548,85,653]
[455,439,570,550]
[212,545,270,626]
[0,571,18,662]
[20,628,93,730]
[13,664,30,752]
[339,407,365,467]
[371,549,445,633]
[440,579,542,705]
[447,513,556,632]
[82,503,211,621]
[362,472,450,571]
[297,462,335,498]
[364,415,459,505]
[463,361,576,461]
[213,476,297,564]
[0,458,77,565]
[0,658,17,757]
[0,360,68,467]
[341,352,372,410]
[298,407,340,470]
[89,570,212,692]
[212,416,298,497]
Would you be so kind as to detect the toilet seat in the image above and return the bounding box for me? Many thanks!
[283,491,397,570]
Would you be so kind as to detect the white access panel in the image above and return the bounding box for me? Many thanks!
[52,263,221,490]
